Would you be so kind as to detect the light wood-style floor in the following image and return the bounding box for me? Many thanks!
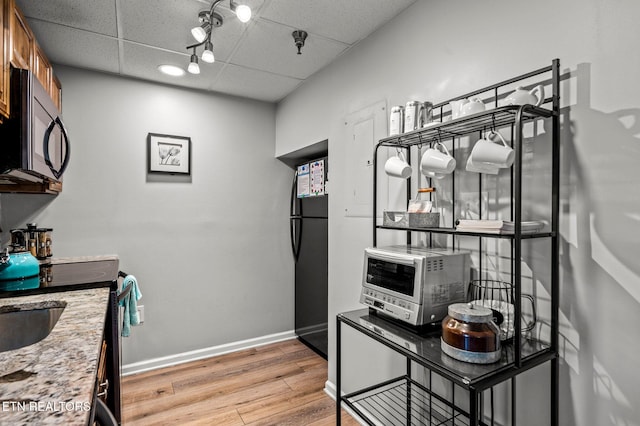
[122,339,360,425]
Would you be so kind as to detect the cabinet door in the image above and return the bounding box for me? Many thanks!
[33,42,51,91]
[51,74,61,112]
[96,340,108,402]
[1,0,9,119]
[9,1,31,70]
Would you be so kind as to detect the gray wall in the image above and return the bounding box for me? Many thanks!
[0,67,295,366]
[275,0,640,425]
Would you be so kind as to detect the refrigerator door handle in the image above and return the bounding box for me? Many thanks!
[289,168,302,260]
[290,169,297,217]
[290,169,302,217]
[290,217,302,260]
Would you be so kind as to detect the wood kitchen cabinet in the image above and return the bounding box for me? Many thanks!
[6,0,61,112]
[33,41,51,93]
[51,73,61,111]
[96,340,109,403]
[1,0,10,120]
[9,0,31,70]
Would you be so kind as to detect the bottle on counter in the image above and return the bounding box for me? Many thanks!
[45,229,52,257]
[37,230,47,259]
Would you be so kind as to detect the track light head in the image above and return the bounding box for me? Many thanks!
[230,1,251,23]
[202,40,215,63]
[188,51,200,74]
[191,23,210,43]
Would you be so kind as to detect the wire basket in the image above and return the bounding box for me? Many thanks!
[467,279,536,341]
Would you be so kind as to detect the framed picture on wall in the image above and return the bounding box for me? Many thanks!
[147,133,191,175]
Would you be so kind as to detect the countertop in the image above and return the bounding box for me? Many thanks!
[0,287,110,425]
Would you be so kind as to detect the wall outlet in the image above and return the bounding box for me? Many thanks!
[137,305,145,324]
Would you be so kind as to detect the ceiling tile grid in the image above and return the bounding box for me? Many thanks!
[120,0,206,53]
[259,0,418,44]
[230,18,349,80]
[16,0,118,36]
[121,42,223,92]
[27,20,121,75]
[15,0,418,102]
[213,63,302,101]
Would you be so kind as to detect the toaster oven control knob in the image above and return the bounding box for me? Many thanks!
[405,313,411,320]
[431,314,436,320]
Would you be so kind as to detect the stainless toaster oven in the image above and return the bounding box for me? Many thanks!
[360,246,470,326]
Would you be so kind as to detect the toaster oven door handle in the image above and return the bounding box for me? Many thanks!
[43,116,71,180]
[365,250,417,266]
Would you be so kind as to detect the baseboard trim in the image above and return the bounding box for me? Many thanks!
[324,380,367,425]
[122,330,296,376]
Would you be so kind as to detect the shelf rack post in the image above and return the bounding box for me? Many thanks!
[372,141,383,247]
[550,57,561,426]
[336,316,342,426]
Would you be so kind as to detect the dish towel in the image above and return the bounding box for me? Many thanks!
[119,275,142,337]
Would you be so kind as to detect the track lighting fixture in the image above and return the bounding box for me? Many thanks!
[188,48,200,74]
[186,0,251,72]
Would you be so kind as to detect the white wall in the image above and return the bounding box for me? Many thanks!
[0,67,295,366]
[275,0,640,425]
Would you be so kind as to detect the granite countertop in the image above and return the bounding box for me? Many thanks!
[0,287,110,425]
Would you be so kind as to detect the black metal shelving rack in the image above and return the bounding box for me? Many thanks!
[336,59,560,426]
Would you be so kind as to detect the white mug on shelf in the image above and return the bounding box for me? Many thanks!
[465,156,499,175]
[385,150,412,179]
[421,142,456,176]
[423,170,446,180]
[470,130,514,169]
[460,97,486,116]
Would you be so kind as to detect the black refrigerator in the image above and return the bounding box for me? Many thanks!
[290,158,328,358]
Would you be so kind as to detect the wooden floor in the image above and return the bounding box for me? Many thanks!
[122,339,360,425]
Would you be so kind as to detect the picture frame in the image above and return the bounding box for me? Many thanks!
[147,133,191,175]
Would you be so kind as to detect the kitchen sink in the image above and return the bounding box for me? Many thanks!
[0,301,67,353]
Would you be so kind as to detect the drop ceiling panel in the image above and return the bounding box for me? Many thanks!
[230,19,348,80]
[14,0,419,102]
[260,0,416,44]
[200,9,252,64]
[27,21,120,74]
[121,42,222,92]
[16,0,118,37]
[120,0,206,52]
[213,64,302,102]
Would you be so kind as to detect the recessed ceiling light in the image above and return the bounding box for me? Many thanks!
[158,65,185,77]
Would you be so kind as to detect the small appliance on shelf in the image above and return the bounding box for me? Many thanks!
[360,245,470,328]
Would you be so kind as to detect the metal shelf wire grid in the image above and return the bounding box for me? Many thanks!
[347,378,470,426]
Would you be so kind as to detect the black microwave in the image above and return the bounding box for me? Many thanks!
[0,67,70,182]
